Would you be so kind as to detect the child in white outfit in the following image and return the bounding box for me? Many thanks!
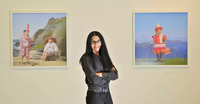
[43,42,58,56]
[41,37,59,61]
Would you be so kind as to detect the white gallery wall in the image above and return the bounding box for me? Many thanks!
[0,0,200,104]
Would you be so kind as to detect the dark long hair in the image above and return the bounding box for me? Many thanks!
[79,31,114,69]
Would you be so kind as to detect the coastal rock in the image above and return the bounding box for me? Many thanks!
[46,54,59,61]
[30,16,67,57]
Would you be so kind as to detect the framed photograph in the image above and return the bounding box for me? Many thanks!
[132,11,188,67]
[10,11,68,68]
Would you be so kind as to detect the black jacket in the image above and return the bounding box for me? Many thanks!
[80,53,118,88]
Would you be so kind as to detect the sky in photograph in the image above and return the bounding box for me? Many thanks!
[12,13,66,39]
[135,12,188,43]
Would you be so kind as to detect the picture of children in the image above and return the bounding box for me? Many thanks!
[41,36,59,61]
[20,24,31,64]
[11,12,67,68]
[151,23,167,62]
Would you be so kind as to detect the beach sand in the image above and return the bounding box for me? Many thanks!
[13,50,67,67]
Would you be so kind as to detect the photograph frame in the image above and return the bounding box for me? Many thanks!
[10,10,69,69]
[132,10,189,68]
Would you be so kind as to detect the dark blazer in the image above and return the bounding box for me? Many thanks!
[80,53,118,88]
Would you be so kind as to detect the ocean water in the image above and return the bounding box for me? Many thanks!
[13,39,20,46]
[13,39,20,56]
[13,39,20,42]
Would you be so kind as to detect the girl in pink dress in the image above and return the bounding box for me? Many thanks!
[20,24,31,64]
[151,23,167,62]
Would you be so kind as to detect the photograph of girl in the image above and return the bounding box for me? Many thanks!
[11,12,67,68]
[134,12,188,66]
[150,23,170,62]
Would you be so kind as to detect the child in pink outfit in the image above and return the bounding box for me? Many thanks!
[20,24,31,64]
[151,23,167,62]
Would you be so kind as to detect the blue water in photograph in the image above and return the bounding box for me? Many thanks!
[134,12,188,64]
[13,39,20,56]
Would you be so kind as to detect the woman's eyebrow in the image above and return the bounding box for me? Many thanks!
[91,39,100,41]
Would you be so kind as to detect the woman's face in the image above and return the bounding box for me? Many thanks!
[48,39,53,43]
[91,35,101,53]
[156,29,162,34]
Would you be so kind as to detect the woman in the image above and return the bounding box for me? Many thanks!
[20,24,31,64]
[151,23,167,62]
[41,36,59,61]
[80,31,118,104]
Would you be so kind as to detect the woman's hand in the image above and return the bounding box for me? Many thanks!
[96,73,103,77]
[55,51,58,55]
[151,42,154,44]
[111,67,116,72]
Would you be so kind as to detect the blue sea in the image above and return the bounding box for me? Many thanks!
[13,39,20,42]
[13,39,20,45]
[13,39,21,56]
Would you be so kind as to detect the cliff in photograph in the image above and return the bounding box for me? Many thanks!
[30,16,67,57]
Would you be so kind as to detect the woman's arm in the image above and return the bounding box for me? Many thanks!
[81,55,107,85]
[101,67,118,81]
